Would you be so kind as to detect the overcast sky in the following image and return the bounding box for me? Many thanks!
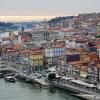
[0,0,99,16]
[0,0,99,21]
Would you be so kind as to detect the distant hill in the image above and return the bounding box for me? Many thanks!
[0,22,18,33]
[49,16,75,23]
[0,21,36,33]
[15,21,36,30]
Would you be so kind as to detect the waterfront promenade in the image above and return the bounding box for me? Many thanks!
[1,56,100,100]
[52,79,100,100]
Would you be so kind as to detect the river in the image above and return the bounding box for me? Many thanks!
[0,79,84,100]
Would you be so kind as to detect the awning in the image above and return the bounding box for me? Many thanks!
[61,76,74,80]
[71,80,84,85]
[71,80,96,88]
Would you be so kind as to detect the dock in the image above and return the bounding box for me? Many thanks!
[75,94,100,100]
[18,73,49,88]
[52,81,100,100]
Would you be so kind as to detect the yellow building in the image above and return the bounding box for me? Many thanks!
[30,53,44,71]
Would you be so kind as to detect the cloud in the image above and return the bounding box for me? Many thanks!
[0,16,55,22]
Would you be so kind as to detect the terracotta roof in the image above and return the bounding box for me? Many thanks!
[68,61,82,65]
[94,60,100,64]
[61,28,77,32]
[13,44,24,50]
[52,45,65,48]
[96,32,100,34]
[97,46,100,49]
[7,49,17,53]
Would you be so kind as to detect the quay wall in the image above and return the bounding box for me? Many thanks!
[52,81,94,95]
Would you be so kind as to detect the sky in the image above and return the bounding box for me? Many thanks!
[0,0,100,21]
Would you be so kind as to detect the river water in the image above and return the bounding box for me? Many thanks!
[0,79,84,100]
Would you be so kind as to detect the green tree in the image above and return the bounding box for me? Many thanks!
[48,73,56,81]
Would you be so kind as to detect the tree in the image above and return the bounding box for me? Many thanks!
[48,73,56,81]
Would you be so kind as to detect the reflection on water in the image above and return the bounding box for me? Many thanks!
[0,79,84,100]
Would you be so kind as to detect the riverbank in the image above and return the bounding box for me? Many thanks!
[0,58,99,100]
[52,80,100,100]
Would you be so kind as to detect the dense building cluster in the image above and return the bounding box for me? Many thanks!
[0,13,100,84]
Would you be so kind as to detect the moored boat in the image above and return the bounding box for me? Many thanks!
[0,72,3,78]
[4,76,16,83]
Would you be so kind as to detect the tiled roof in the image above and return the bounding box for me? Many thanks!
[13,44,24,50]
[61,28,77,32]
